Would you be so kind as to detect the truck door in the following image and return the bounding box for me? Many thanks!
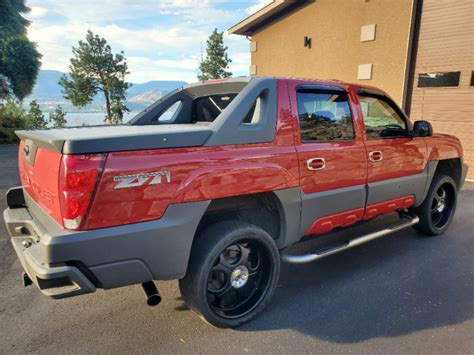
[288,81,368,236]
[356,90,427,219]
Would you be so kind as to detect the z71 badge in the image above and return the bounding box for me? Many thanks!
[113,171,171,189]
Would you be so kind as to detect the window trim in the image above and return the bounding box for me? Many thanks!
[357,92,410,140]
[295,87,356,144]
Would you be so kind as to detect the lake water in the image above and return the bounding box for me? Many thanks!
[65,112,140,126]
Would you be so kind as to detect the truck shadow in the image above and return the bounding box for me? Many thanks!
[237,192,474,343]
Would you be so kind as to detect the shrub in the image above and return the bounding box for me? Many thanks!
[0,97,27,143]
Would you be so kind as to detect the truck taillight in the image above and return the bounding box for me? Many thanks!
[59,154,105,230]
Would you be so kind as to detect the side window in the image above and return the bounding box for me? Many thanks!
[296,91,354,142]
[358,95,408,139]
[156,101,182,122]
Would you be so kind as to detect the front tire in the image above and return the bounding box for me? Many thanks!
[412,174,457,236]
[179,221,280,328]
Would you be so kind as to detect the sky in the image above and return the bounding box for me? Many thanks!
[24,0,273,84]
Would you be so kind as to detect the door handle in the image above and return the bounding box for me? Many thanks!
[369,151,383,162]
[307,158,326,171]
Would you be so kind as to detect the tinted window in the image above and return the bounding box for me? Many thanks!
[297,91,354,142]
[418,72,460,88]
[358,95,408,139]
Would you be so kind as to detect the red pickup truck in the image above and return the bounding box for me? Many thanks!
[4,77,468,328]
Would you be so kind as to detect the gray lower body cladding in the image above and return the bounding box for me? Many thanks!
[4,187,210,298]
[300,184,366,238]
[367,162,439,207]
[298,164,434,236]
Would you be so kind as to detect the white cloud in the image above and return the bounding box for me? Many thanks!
[28,6,47,18]
[158,0,236,24]
[25,0,251,83]
[127,57,197,82]
[246,0,273,15]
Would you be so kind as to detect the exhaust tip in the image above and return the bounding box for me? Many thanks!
[146,293,162,307]
[142,281,161,307]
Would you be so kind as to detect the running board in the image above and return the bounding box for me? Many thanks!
[281,215,419,264]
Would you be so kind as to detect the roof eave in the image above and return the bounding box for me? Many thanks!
[229,0,313,36]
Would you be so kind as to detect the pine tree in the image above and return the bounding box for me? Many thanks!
[59,30,130,124]
[0,0,41,100]
[198,29,232,81]
[49,105,67,128]
[26,99,47,129]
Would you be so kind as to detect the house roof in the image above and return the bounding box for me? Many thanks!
[228,0,313,36]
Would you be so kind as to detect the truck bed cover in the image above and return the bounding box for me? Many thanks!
[16,124,212,154]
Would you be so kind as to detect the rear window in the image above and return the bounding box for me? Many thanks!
[192,94,237,122]
[192,94,259,124]
[131,81,253,126]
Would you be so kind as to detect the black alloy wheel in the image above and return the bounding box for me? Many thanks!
[179,221,280,328]
[412,174,457,236]
[207,239,271,319]
[429,184,455,230]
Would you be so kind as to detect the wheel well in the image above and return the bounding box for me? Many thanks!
[196,192,282,242]
[435,158,462,188]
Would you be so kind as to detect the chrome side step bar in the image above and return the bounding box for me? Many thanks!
[281,215,419,264]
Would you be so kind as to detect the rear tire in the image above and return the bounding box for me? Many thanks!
[411,174,457,236]
[179,221,280,328]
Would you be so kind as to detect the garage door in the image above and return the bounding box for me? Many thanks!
[408,0,474,180]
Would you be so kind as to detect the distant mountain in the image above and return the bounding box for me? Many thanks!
[31,70,64,99]
[128,80,186,97]
[26,70,187,112]
[127,89,169,111]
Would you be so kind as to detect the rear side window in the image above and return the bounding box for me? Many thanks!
[358,95,408,139]
[296,91,354,142]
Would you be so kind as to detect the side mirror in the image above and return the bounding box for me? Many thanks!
[413,120,433,137]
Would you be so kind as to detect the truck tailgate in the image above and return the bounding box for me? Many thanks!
[18,140,63,225]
